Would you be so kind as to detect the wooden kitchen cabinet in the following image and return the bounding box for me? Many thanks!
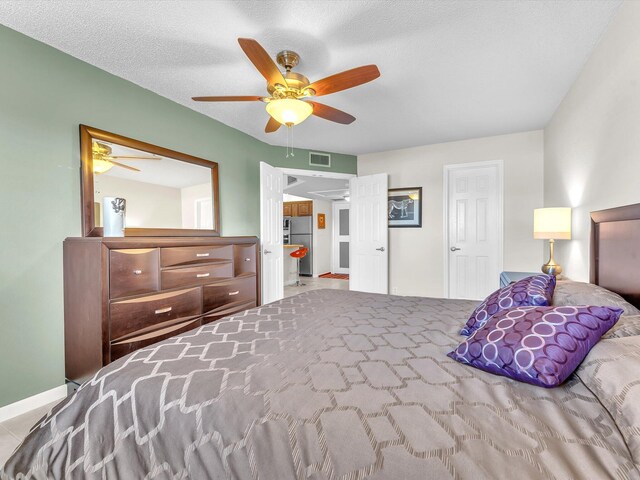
[296,201,312,216]
[283,201,313,217]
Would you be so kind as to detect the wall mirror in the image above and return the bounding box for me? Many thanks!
[80,125,220,237]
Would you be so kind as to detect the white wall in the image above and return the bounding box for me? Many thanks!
[544,1,640,282]
[94,174,182,228]
[181,182,212,229]
[312,199,333,276]
[358,130,544,297]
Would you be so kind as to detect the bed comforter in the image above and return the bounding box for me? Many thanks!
[2,289,639,479]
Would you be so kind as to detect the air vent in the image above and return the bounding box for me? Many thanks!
[309,152,331,168]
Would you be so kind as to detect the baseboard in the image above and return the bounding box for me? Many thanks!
[0,385,67,423]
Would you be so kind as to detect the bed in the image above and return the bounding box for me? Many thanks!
[3,204,640,480]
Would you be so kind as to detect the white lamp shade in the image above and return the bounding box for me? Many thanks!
[534,207,572,240]
[266,99,313,126]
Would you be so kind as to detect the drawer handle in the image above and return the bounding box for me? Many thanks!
[228,291,240,296]
[155,307,172,315]
[197,273,210,278]
[196,253,210,257]
[245,258,251,262]
[133,269,143,275]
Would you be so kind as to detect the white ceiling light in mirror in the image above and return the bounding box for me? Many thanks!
[91,141,161,174]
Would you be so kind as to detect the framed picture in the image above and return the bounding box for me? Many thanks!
[388,187,422,228]
[317,213,326,229]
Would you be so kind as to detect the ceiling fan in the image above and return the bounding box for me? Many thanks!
[192,38,380,133]
[92,141,161,174]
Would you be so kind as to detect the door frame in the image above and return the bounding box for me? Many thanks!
[259,165,356,293]
[442,160,504,298]
[332,200,350,274]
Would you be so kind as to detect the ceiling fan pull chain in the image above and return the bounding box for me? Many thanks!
[285,125,290,158]
[291,124,295,157]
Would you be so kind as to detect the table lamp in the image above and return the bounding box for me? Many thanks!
[533,207,572,276]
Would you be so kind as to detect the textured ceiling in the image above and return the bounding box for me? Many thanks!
[0,1,622,155]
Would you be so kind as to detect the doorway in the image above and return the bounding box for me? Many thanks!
[263,166,355,302]
[444,160,503,300]
[260,164,389,303]
[332,201,350,275]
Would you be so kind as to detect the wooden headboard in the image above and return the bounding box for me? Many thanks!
[590,203,640,309]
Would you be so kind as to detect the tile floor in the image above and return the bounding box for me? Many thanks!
[0,400,60,468]
[284,275,349,298]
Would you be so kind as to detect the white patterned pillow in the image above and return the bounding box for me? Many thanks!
[553,280,640,316]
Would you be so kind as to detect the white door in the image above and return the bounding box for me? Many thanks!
[349,174,388,293]
[332,201,350,274]
[260,162,284,304]
[446,161,502,300]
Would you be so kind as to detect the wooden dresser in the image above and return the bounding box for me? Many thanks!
[63,236,260,384]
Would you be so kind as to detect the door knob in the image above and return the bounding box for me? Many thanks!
[376,247,385,252]
[450,247,461,252]
[264,249,272,254]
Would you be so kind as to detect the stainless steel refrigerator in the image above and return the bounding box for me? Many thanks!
[290,216,313,276]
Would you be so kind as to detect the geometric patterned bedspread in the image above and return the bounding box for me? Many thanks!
[2,289,638,479]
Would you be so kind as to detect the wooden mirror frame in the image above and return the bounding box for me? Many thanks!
[80,125,220,237]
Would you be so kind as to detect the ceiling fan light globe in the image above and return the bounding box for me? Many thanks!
[266,98,313,126]
[93,158,114,174]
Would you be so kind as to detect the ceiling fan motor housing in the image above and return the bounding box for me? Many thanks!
[276,50,300,71]
[266,50,312,96]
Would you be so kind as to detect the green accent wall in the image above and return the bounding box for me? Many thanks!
[0,25,356,407]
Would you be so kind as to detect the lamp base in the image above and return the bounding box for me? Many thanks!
[541,262,562,277]
[541,238,562,277]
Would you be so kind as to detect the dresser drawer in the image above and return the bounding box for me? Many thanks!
[110,248,160,299]
[234,244,257,276]
[161,262,233,290]
[110,316,201,362]
[161,245,233,268]
[203,276,257,313]
[202,300,257,324]
[109,287,201,341]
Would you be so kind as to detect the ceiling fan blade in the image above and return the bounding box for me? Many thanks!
[110,156,162,160]
[238,38,287,87]
[192,95,263,102]
[109,160,141,172]
[265,116,282,133]
[307,65,380,97]
[308,101,356,124]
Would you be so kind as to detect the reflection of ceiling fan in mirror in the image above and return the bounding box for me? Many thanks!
[92,141,162,174]
[192,38,380,132]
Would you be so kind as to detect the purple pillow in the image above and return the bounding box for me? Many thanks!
[448,305,623,388]
[461,274,556,336]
